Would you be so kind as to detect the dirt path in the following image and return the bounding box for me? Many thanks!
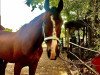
[5,48,77,75]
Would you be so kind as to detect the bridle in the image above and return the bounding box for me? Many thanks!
[42,15,61,44]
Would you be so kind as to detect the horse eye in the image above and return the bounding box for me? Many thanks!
[45,40,52,43]
[45,40,50,43]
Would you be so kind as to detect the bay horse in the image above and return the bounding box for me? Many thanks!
[0,25,7,75]
[0,0,63,75]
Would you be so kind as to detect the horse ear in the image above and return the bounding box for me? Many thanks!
[57,0,63,13]
[44,0,50,11]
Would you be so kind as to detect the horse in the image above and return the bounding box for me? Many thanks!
[0,0,63,75]
[0,25,7,75]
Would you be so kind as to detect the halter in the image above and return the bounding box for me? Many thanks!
[42,15,61,44]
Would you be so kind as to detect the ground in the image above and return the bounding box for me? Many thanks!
[5,48,79,75]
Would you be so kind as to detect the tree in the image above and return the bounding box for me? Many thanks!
[4,28,12,32]
[25,0,59,11]
[90,0,100,49]
[25,0,92,20]
[25,0,100,49]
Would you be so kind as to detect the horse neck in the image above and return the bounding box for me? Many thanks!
[14,14,46,53]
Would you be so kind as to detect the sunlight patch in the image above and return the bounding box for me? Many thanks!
[59,71,68,75]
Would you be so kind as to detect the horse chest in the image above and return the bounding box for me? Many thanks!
[0,37,14,61]
[12,47,43,64]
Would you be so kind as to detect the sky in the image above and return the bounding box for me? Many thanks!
[1,0,44,32]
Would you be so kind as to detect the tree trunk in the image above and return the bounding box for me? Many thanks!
[89,0,99,47]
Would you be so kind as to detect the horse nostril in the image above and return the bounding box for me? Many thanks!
[56,49,60,57]
[47,49,51,58]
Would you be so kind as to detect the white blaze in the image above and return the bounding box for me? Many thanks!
[50,15,57,59]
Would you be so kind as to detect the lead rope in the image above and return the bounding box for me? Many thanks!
[59,41,100,75]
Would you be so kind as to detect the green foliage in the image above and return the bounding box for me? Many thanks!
[50,0,59,7]
[4,28,12,32]
[62,0,90,21]
[25,0,61,11]
[61,27,65,38]
[25,0,43,11]
[25,0,98,21]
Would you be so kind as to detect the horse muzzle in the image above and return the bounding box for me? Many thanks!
[47,49,60,60]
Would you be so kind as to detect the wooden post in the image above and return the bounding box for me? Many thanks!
[78,29,81,58]
[83,27,85,46]
[65,27,66,47]
[67,28,70,48]
[86,27,88,47]
[78,29,80,45]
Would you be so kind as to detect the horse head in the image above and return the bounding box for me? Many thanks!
[43,0,63,60]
